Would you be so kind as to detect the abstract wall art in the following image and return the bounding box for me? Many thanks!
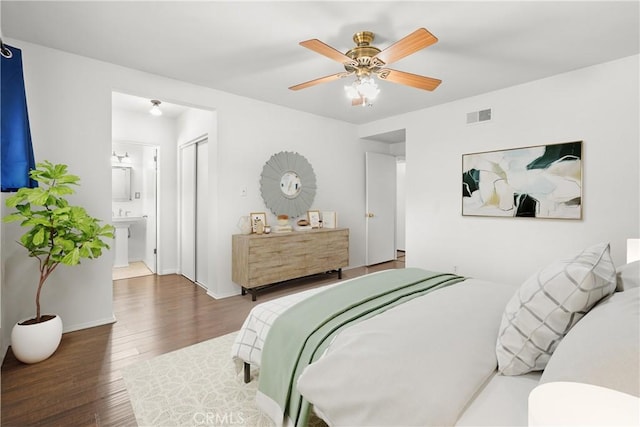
[462,141,582,219]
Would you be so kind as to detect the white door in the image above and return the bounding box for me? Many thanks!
[195,141,208,286]
[180,144,196,282]
[142,146,158,273]
[365,152,397,266]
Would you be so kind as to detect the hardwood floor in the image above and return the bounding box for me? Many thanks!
[1,258,404,426]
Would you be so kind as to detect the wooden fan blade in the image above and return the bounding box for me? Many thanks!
[373,28,438,66]
[300,39,359,67]
[289,72,351,91]
[377,69,441,91]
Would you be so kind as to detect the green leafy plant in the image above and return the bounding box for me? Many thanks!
[3,161,114,324]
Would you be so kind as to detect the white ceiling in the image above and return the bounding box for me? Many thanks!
[3,1,639,126]
[112,92,191,119]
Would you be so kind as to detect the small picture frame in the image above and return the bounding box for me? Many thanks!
[322,211,337,229]
[250,212,267,233]
[307,210,321,228]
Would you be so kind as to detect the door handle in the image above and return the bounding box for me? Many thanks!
[366,213,375,218]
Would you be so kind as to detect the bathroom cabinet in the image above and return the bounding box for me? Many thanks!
[232,228,349,300]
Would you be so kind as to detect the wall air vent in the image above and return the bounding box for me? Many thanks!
[466,108,492,125]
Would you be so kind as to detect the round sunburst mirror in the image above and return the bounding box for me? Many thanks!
[260,151,316,218]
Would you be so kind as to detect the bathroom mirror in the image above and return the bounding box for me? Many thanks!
[112,166,131,201]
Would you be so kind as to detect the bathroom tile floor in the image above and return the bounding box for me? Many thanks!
[112,261,154,280]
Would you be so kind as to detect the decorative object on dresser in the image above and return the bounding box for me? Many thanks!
[462,141,582,219]
[307,210,321,228]
[296,218,311,231]
[275,214,292,233]
[237,215,252,235]
[249,212,267,234]
[260,151,316,218]
[321,211,337,228]
[232,228,349,301]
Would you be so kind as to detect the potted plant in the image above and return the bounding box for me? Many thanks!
[2,161,114,363]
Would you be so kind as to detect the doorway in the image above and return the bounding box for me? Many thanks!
[111,141,158,280]
[365,152,397,266]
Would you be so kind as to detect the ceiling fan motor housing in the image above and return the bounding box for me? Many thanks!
[345,31,383,76]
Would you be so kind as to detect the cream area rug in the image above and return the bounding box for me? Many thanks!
[122,331,326,427]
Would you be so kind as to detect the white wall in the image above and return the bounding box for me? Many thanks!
[360,55,639,285]
[0,39,389,343]
[211,99,390,297]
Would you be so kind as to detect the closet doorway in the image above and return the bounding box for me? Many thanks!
[179,136,208,287]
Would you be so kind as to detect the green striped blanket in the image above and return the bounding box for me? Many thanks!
[255,268,464,426]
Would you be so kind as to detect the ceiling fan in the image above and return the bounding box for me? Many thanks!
[289,28,442,106]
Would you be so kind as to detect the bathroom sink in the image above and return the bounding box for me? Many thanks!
[112,216,145,268]
[112,216,144,227]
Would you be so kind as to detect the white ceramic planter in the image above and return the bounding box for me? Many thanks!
[11,315,63,364]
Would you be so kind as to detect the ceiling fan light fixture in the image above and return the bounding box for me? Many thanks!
[149,99,162,116]
[344,77,380,103]
[357,77,380,100]
[344,82,360,99]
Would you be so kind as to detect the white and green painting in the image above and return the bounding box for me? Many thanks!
[462,141,582,219]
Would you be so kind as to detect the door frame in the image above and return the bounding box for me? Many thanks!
[112,140,160,274]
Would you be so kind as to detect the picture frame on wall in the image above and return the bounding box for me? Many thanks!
[322,211,337,228]
[462,140,582,219]
[307,210,321,228]
[250,212,267,233]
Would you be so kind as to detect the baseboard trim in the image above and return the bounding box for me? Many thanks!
[62,314,117,334]
[207,288,241,300]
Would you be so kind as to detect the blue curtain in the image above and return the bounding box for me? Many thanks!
[1,43,37,192]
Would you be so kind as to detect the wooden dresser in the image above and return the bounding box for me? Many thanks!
[232,228,349,300]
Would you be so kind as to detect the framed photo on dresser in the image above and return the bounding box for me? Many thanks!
[307,210,321,228]
[322,211,337,228]
[250,212,267,233]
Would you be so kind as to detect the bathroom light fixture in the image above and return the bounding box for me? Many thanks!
[344,76,380,107]
[149,99,162,116]
[112,151,131,163]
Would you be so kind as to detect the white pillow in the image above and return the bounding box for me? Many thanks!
[616,260,640,292]
[539,287,639,397]
[496,242,616,375]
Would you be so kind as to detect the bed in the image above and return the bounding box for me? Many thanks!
[231,242,640,426]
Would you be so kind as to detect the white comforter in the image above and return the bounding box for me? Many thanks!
[231,272,390,370]
[296,279,517,426]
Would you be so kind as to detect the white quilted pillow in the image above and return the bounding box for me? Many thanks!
[496,242,616,375]
[616,260,640,291]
